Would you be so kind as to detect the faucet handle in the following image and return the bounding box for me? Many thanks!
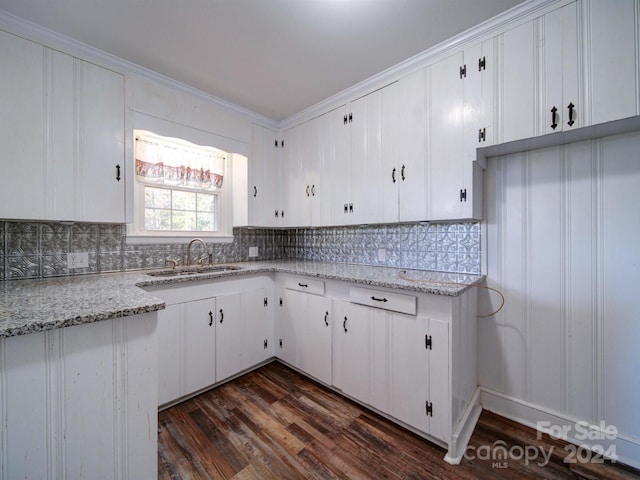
[165,256,180,269]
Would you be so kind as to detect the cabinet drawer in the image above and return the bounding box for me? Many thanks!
[283,276,325,296]
[349,287,417,315]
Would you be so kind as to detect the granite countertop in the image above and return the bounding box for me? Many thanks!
[0,260,484,339]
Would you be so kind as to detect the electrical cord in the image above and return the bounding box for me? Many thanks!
[397,271,505,318]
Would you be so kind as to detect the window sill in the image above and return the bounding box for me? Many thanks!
[125,233,234,245]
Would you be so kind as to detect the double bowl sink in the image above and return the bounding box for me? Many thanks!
[146,264,243,277]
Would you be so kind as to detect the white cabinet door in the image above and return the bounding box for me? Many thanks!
[0,31,46,220]
[334,301,372,405]
[389,314,449,442]
[243,288,272,368]
[78,60,125,222]
[499,19,536,143]
[281,124,303,227]
[157,298,216,405]
[249,124,280,227]
[215,292,244,382]
[428,51,465,221]
[329,105,352,225]
[541,2,580,135]
[397,68,429,222]
[183,298,217,395]
[275,287,299,366]
[381,82,401,223]
[303,294,333,385]
[584,0,638,125]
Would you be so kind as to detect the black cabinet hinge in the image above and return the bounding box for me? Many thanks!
[343,114,348,125]
[264,297,268,307]
[459,64,467,78]
[264,339,268,349]
[425,334,432,350]
[274,139,278,148]
[349,112,353,123]
[478,127,486,142]
[426,401,433,417]
[460,188,467,202]
[281,139,284,148]
[279,338,283,348]
[478,56,486,71]
[279,297,283,306]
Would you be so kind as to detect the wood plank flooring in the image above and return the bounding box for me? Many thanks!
[158,362,640,480]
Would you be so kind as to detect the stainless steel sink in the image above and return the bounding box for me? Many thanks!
[146,265,243,277]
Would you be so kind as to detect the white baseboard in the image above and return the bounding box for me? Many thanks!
[444,387,483,464]
[480,387,640,471]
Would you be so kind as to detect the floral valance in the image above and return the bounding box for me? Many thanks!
[134,131,225,190]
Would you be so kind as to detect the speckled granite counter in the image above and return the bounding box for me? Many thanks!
[0,260,484,338]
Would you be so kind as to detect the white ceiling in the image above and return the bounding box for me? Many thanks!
[0,0,525,121]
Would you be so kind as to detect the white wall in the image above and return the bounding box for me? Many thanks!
[480,130,640,467]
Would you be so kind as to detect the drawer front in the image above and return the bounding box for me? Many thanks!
[283,276,325,296]
[349,286,417,315]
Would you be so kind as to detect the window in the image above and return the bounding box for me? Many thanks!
[130,130,232,241]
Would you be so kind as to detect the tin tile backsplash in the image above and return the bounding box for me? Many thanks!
[0,220,480,281]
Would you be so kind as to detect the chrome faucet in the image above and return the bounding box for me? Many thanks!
[186,238,211,266]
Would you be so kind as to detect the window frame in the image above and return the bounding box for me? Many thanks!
[126,131,235,244]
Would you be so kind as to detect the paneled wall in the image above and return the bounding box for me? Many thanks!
[480,130,640,465]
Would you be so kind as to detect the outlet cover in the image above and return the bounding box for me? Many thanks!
[377,248,386,262]
[249,246,259,258]
[67,252,89,269]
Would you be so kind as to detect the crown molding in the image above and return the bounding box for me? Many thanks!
[0,9,278,130]
[278,0,566,130]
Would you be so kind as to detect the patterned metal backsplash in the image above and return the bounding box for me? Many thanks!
[0,220,480,281]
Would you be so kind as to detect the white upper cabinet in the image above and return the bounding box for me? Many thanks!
[498,19,537,144]
[249,124,280,227]
[0,30,46,220]
[78,60,125,222]
[281,115,333,227]
[0,29,124,222]
[582,0,639,126]
[540,2,580,134]
[427,51,466,221]
[397,69,429,222]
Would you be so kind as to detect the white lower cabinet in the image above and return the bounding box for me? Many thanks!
[148,276,273,407]
[157,298,216,406]
[329,281,478,464]
[276,279,332,386]
[216,287,273,382]
[388,313,449,443]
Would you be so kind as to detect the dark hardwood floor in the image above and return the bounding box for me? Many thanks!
[158,362,639,479]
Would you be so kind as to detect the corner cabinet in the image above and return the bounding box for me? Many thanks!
[0,28,125,222]
[274,273,480,464]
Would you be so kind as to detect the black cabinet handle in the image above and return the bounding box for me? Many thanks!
[349,203,353,213]
[550,106,558,130]
[219,309,224,323]
[311,185,315,196]
[253,186,257,197]
[343,316,348,333]
[324,311,329,326]
[401,165,406,181]
[298,282,308,288]
[371,296,388,303]
[392,167,396,183]
[344,204,348,213]
[209,311,213,327]
[306,185,310,197]
[567,102,575,127]
[275,210,279,218]
[116,164,121,182]
[281,210,285,218]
